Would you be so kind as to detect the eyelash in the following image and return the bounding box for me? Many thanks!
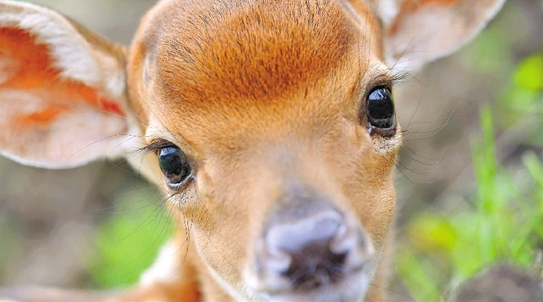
[132,139,175,157]
[389,70,410,86]
[368,71,409,91]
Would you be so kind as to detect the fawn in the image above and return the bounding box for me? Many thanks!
[0,0,506,301]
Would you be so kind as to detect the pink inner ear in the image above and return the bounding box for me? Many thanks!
[389,0,459,34]
[0,27,125,127]
[15,106,69,125]
[402,0,458,11]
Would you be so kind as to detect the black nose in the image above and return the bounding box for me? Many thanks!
[261,210,365,289]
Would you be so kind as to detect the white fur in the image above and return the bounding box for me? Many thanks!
[365,250,382,286]
[140,240,183,287]
[204,259,252,302]
[376,0,399,26]
[0,113,139,169]
[0,0,125,98]
[0,87,138,169]
[0,57,16,85]
[105,67,126,98]
[0,1,100,86]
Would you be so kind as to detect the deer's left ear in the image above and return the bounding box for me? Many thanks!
[381,0,507,72]
[0,1,136,169]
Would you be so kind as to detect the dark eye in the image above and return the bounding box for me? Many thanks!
[158,146,192,188]
[366,87,396,134]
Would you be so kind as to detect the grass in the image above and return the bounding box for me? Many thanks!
[87,191,174,288]
[395,54,543,301]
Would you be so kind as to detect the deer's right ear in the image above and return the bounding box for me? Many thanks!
[380,0,506,72]
[0,0,138,169]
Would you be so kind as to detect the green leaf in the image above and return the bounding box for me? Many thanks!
[515,55,543,92]
[87,192,174,288]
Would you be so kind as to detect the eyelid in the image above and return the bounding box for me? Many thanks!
[146,139,177,154]
[367,75,394,93]
[130,139,178,160]
[364,69,409,95]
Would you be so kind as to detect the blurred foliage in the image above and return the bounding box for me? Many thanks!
[499,54,543,137]
[396,52,543,301]
[0,213,20,280]
[516,55,543,92]
[87,191,173,288]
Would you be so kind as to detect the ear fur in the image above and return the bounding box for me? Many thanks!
[0,0,136,168]
[380,0,507,72]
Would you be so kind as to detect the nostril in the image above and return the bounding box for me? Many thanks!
[330,224,358,255]
[266,212,342,254]
[255,209,372,291]
[258,241,292,274]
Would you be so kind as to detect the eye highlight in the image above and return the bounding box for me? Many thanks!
[157,146,192,189]
[365,87,396,135]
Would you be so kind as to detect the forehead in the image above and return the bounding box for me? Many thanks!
[143,0,383,146]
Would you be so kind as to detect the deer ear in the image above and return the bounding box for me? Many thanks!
[0,1,136,169]
[382,0,506,72]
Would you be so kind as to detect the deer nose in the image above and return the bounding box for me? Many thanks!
[266,211,343,254]
[260,210,365,289]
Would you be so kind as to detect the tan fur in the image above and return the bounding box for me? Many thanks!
[128,2,396,301]
[0,0,506,301]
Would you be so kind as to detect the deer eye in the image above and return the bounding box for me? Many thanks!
[158,146,192,189]
[366,87,396,134]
